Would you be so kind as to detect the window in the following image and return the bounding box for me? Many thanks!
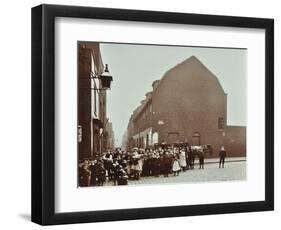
[218,117,224,130]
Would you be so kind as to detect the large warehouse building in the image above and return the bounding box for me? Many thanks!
[126,56,246,157]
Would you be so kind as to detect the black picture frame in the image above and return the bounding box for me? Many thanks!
[31,4,274,225]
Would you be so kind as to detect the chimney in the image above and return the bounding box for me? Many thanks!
[152,80,160,90]
[145,92,152,99]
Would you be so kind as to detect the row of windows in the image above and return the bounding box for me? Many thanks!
[134,104,152,128]
[141,104,152,121]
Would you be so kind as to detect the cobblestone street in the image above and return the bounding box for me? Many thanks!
[102,159,246,187]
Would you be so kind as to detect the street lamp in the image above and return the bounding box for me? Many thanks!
[89,64,113,155]
[91,64,113,90]
[100,64,113,89]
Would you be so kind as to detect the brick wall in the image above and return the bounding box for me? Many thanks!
[127,56,246,157]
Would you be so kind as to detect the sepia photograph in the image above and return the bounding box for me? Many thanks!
[77,41,247,187]
[31,4,274,225]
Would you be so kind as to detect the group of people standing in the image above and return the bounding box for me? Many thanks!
[79,145,227,187]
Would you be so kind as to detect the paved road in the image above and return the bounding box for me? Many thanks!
[128,161,246,186]
[103,161,246,186]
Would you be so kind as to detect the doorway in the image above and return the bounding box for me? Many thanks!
[192,132,201,146]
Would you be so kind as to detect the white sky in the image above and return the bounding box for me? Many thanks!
[100,43,247,147]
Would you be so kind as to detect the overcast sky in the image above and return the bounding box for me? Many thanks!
[100,43,247,147]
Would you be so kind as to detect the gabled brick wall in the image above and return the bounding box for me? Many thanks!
[127,56,246,157]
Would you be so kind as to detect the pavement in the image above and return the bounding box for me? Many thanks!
[193,157,246,164]
[102,158,246,187]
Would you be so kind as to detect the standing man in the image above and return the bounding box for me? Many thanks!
[198,149,205,169]
[219,146,226,168]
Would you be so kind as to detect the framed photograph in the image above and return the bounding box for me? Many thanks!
[31,4,274,225]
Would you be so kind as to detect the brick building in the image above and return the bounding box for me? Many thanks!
[78,42,113,161]
[126,56,246,157]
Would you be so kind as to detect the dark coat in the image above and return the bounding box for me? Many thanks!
[219,150,226,158]
[79,167,90,187]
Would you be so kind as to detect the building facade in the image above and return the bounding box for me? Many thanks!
[78,42,113,161]
[126,56,246,157]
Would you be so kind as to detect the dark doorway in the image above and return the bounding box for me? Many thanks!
[192,132,201,146]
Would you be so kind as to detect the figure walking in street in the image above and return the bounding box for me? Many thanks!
[219,146,226,168]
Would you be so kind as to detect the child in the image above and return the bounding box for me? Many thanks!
[116,165,129,185]
[172,155,181,176]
